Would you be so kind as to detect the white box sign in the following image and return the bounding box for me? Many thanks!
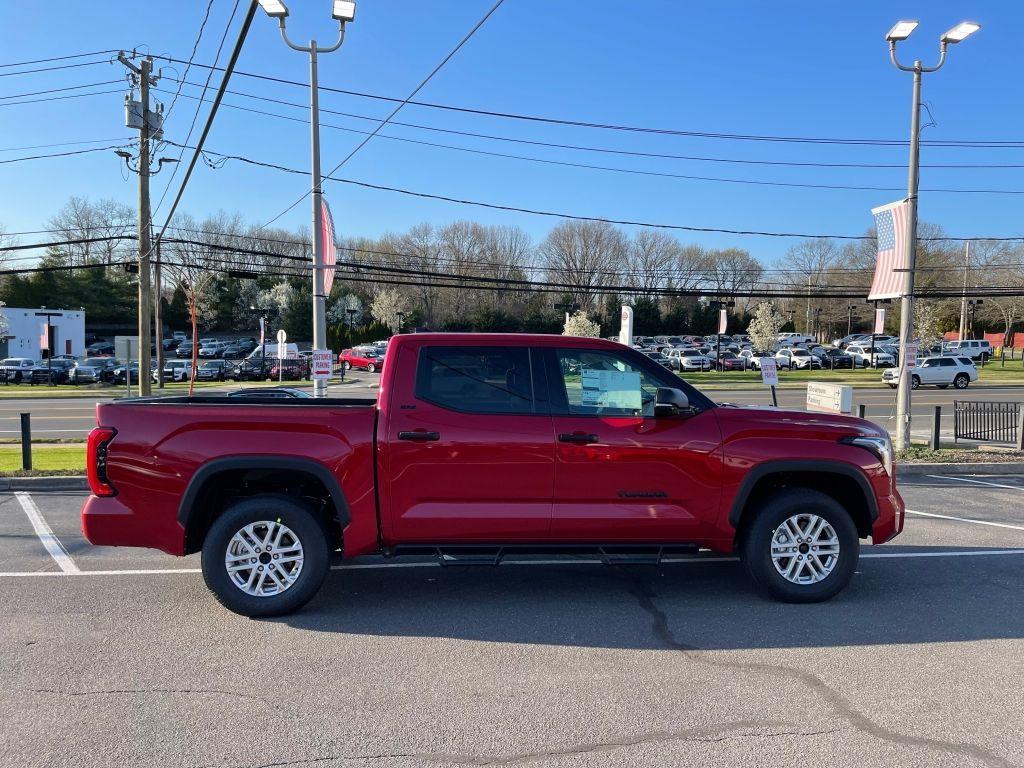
[806,382,853,414]
[759,357,778,387]
[311,349,334,380]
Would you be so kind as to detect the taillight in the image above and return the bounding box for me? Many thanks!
[87,427,117,497]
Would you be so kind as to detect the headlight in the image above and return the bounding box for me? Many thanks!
[840,434,893,476]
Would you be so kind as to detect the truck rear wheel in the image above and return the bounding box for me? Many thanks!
[741,489,859,603]
[201,495,330,617]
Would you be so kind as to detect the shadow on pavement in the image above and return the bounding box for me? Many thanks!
[279,547,1024,651]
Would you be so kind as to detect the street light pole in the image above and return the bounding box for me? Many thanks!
[886,19,979,451]
[260,1,354,397]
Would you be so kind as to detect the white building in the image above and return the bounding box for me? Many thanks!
[0,307,86,360]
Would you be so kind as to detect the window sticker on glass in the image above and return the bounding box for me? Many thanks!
[580,368,642,411]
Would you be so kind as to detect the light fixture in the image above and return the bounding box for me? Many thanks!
[885,20,919,42]
[941,21,981,44]
[257,0,289,18]
[332,0,356,22]
[115,150,132,160]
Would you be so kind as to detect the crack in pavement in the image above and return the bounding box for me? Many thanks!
[195,722,840,768]
[617,569,1019,768]
[31,687,278,709]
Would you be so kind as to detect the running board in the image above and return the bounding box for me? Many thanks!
[391,543,701,568]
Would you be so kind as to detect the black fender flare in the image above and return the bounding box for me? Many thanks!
[177,455,351,533]
[727,460,878,528]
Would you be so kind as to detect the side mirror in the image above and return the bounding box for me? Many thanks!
[654,387,694,418]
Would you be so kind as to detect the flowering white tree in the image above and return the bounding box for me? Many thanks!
[0,301,9,338]
[563,310,601,338]
[747,301,785,353]
[371,289,410,333]
[328,294,363,326]
[914,300,945,348]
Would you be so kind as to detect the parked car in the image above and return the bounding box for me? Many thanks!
[226,387,312,399]
[229,359,271,382]
[69,357,119,384]
[882,356,978,390]
[339,346,386,373]
[0,358,38,383]
[777,348,821,370]
[29,359,74,385]
[199,341,227,359]
[195,360,232,382]
[219,343,246,359]
[268,358,310,381]
[172,331,188,341]
[818,348,855,369]
[715,352,747,371]
[666,348,713,372]
[111,362,151,385]
[941,339,992,362]
[642,350,674,369]
[738,350,777,370]
[83,333,905,616]
[156,360,193,382]
[845,344,895,368]
[86,343,114,357]
[777,333,814,345]
[175,341,194,358]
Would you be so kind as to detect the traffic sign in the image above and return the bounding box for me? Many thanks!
[759,357,778,387]
[904,343,919,369]
[276,330,287,361]
[311,349,333,381]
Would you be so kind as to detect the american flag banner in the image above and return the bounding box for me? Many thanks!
[868,200,909,300]
[320,198,338,295]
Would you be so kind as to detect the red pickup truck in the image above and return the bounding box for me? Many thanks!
[82,333,904,616]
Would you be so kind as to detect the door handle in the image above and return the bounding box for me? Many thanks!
[398,430,440,442]
[558,432,599,445]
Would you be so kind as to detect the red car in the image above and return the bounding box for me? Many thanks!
[339,345,386,373]
[268,358,309,381]
[715,352,747,371]
[82,334,904,617]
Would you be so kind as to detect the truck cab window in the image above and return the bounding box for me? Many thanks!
[416,346,534,414]
[555,349,663,417]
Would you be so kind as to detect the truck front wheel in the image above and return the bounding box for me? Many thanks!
[740,489,859,603]
[201,495,330,617]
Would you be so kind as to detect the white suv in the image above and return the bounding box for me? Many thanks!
[845,344,895,368]
[942,340,992,361]
[883,356,977,390]
[665,347,713,372]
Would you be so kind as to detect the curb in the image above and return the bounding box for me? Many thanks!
[897,462,1024,476]
[0,476,89,491]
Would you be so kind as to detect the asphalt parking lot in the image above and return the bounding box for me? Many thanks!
[2,475,1023,767]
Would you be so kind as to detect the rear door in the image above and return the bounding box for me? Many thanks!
[382,343,555,542]
[544,346,723,541]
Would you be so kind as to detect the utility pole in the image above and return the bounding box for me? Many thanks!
[118,53,156,396]
[958,241,971,340]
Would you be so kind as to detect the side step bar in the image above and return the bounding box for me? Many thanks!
[391,544,702,568]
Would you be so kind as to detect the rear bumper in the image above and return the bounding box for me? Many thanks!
[81,494,185,555]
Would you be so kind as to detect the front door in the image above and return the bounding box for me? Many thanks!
[383,343,554,542]
[545,347,723,541]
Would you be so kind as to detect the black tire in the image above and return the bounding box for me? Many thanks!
[201,494,331,618]
[911,375,920,390]
[741,488,859,603]
[887,383,897,389]
[954,373,969,389]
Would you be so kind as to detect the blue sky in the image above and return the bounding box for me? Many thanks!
[1,1,1020,263]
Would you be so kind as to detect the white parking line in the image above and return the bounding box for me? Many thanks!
[924,474,1023,491]
[906,508,1024,532]
[2,548,1024,577]
[14,492,80,574]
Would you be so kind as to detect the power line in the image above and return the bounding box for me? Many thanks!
[0,87,124,109]
[0,143,133,165]
[0,79,124,100]
[0,50,120,69]
[161,0,216,123]
[152,54,1024,149]
[0,136,134,153]
[152,0,243,219]
[258,0,508,231]
[0,57,116,78]
[158,78,1024,171]
[152,0,256,243]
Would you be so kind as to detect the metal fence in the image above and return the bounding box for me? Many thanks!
[953,400,1021,444]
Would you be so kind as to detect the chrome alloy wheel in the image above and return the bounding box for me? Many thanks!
[770,514,840,585]
[225,520,304,597]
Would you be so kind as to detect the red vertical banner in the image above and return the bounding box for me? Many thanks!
[718,309,728,335]
[874,308,886,335]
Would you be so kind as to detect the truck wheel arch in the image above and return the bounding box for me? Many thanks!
[729,460,878,542]
[178,456,351,555]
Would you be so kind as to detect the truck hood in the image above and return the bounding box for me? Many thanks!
[713,403,886,438]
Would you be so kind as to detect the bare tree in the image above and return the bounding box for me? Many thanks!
[539,220,626,310]
[706,248,763,314]
[46,197,134,266]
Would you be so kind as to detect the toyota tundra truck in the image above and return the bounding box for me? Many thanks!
[82,333,904,616]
